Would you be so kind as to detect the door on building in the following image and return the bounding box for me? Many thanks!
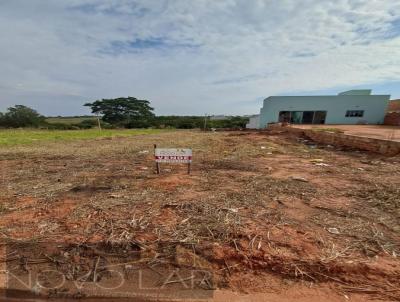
[278,111,291,122]
[278,110,327,124]
[291,111,303,124]
[302,111,314,124]
[313,111,327,124]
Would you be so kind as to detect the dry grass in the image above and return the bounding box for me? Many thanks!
[1,130,400,300]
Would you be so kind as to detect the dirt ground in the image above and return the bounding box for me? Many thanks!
[294,124,400,142]
[0,130,399,301]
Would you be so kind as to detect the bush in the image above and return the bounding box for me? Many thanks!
[208,116,249,129]
[77,119,98,129]
[0,112,4,127]
[45,123,77,130]
[124,118,152,128]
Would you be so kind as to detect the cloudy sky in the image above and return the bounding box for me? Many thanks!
[0,0,400,116]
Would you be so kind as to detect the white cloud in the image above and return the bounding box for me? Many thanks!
[0,0,400,115]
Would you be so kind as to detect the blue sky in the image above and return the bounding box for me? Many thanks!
[0,0,400,116]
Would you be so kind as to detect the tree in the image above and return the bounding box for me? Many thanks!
[0,105,45,128]
[207,116,249,129]
[84,97,155,127]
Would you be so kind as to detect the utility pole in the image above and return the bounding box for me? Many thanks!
[96,114,102,130]
[203,113,208,131]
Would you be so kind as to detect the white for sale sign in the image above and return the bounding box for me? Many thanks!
[155,148,192,163]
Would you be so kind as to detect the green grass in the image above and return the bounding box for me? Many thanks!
[0,129,164,146]
[45,116,97,124]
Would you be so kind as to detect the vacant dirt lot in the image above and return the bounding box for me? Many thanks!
[0,130,399,301]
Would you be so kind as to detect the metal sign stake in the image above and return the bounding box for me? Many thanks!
[154,144,160,174]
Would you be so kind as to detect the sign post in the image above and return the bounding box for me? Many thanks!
[154,144,160,174]
[154,147,192,174]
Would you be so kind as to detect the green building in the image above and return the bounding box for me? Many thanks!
[258,90,390,128]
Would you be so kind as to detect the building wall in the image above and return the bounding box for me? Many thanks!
[384,112,400,126]
[246,115,260,129]
[388,100,400,112]
[259,94,390,128]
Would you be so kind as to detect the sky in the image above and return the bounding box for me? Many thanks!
[0,0,400,116]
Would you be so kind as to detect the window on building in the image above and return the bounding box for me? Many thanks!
[345,110,364,117]
[278,111,291,123]
[291,111,303,124]
[278,111,327,124]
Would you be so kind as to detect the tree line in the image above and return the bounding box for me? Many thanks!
[0,97,249,129]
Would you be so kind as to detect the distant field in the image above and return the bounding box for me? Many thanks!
[45,116,97,124]
[0,128,164,146]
